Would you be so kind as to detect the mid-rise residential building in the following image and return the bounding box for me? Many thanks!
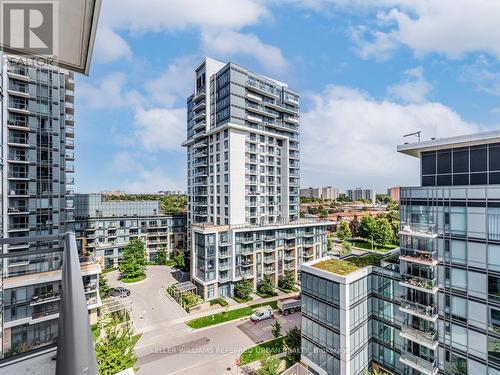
[0,56,100,359]
[75,193,187,269]
[300,253,403,375]
[296,130,500,375]
[387,186,401,202]
[182,58,330,299]
[300,186,339,200]
[347,188,375,203]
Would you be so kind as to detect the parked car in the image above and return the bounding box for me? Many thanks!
[109,287,130,298]
[250,306,274,322]
[277,298,301,316]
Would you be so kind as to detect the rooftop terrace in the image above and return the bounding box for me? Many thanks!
[312,254,384,275]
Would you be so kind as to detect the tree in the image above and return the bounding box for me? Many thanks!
[359,215,377,240]
[279,270,296,291]
[391,220,400,245]
[336,221,351,241]
[258,354,280,375]
[272,320,281,339]
[156,246,167,265]
[284,326,301,363]
[234,278,252,301]
[349,216,360,237]
[119,239,146,280]
[327,237,334,252]
[173,251,186,271]
[257,275,276,296]
[340,241,352,256]
[319,209,328,218]
[374,217,393,246]
[99,274,110,300]
[95,324,138,375]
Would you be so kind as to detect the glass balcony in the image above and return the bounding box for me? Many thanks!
[400,351,438,375]
[400,274,438,294]
[400,325,438,350]
[399,296,438,322]
[400,223,437,238]
[399,249,438,266]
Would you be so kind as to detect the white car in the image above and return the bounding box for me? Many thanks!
[251,306,274,322]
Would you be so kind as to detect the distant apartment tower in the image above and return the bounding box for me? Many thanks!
[300,186,338,200]
[1,56,100,359]
[347,188,375,203]
[387,186,401,202]
[182,58,329,299]
[75,193,187,269]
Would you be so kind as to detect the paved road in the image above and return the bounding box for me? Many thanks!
[135,311,301,375]
[106,266,301,374]
[107,265,188,332]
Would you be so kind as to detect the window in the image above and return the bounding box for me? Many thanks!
[422,152,436,175]
[453,148,469,173]
[470,146,487,172]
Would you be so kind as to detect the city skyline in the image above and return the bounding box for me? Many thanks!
[74,1,500,194]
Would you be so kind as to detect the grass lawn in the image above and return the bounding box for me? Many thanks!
[121,274,146,283]
[240,337,285,365]
[187,300,278,329]
[348,239,397,253]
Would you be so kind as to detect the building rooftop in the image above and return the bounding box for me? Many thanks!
[397,129,500,158]
[312,254,385,276]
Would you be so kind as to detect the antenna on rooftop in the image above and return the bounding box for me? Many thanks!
[403,131,421,143]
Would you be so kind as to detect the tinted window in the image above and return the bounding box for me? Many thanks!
[437,151,451,173]
[490,172,500,185]
[422,175,436,186]
[453,174,469,186]
[437,174,452,186]
[470,173,487,185]
[470,147,487,172]
[490,145,500,171]
[421,152,436,175]
[453,148,469,173]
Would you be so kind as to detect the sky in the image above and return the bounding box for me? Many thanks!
[75,0,500,194]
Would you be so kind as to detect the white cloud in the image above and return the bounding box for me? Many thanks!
[103,0,266,32]
[387,66,433,103]
[93,26,132,63]
[301,84,482,189]
[201,30,288,74]
[78,72,143,109]
[305,0,500,61]
[145,56,198,107]
[111,152,184,193]
[134,108,186,151]
[461,56,500,96]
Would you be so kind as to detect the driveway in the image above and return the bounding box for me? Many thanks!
[135,310,302,375]
[106,265,188,333]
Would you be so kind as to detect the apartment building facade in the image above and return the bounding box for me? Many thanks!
[297,131,500,375]
[183,58,329,299]
[397,131,500,375]
[347,188,375,203]
[75,193,187,269]
[0,56,100,359]
[300,254,404,375]
[300,186,339,201]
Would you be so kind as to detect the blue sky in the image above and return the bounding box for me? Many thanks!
[75,0,500,194]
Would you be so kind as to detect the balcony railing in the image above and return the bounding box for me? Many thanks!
[400,249,438,266]
[400,325,438,349]
[399,296,438,321]
[400,274,438,293]
[400,351,438,375]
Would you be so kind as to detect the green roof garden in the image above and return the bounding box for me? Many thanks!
[312,254,384,276]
